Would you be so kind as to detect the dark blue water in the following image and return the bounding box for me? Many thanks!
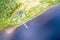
[0,3,60,40]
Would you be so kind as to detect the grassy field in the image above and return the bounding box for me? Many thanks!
[0,0,60,31]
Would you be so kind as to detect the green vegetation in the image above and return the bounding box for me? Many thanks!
[0,0,23,30]
[0,0,60,31]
